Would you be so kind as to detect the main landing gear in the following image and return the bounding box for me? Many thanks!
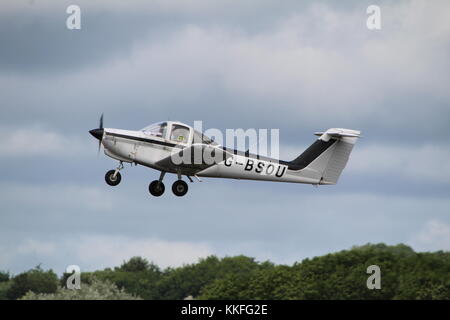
[172,180,188,197]
[149,172,165,197]
[104,163,191,197]
[148,172,189,197]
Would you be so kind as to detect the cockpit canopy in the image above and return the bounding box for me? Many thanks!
[192,130,216,145]
[142,122,167,138]
[141,121,216,146]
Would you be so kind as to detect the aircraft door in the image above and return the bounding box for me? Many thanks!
[127,141,140,160]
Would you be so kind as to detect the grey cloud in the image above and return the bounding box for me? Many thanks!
[0,0,418,75]
[2,0,450,143]
[1,179,449,273]
[0,1,179,74]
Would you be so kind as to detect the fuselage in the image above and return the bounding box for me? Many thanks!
[99,125,321,185]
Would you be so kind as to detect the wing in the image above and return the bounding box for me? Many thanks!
[155,144,232,175]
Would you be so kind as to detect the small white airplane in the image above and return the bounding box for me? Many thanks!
[89,116,360,197]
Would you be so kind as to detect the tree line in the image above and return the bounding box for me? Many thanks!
[0,243,449,300]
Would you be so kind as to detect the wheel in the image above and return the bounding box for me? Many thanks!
[172,180,188,197]
[149,180,165,197]
[105,170,121,186]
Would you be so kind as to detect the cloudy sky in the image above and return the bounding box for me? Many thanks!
[1,0,449,275]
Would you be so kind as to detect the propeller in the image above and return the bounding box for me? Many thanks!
[99,113,103,130]
[89,113,105,154]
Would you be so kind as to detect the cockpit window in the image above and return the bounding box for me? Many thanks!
[170,124,190,144]
[193,130,217,145]
[142,122,167,138]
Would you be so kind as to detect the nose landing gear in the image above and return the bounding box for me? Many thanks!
[105,162,124,186]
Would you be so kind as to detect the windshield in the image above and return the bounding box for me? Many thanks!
[142,122,167,138]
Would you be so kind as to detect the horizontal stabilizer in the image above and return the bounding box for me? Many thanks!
[314,128,361,138]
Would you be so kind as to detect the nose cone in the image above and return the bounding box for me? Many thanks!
[89,128,104,140]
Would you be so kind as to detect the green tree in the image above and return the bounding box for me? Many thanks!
[0,271,9,283]
[197,244,450,300]
[9,243,450,300]
[245,265,299,300]
[0,270,11,300]
[198,273,252,300]
[158,255,270,299]
[0,281,12,300]
[21,278,141,300]
[118,256,158,273]
[7,267,58,300]
[84,257,163,299]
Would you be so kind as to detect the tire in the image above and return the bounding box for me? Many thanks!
[149,180,165,197]
[105,170,121,186]
[172,180,188,197]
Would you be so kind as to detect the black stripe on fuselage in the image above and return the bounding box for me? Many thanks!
[220,138,336,171]
[106,132,183,148]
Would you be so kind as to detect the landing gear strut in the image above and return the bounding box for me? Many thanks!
[149,172,165,197]
[105,162,123,186]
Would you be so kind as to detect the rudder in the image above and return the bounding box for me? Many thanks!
[289,128,360,185]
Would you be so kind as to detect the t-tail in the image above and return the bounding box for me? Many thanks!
[289,128,361,185]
